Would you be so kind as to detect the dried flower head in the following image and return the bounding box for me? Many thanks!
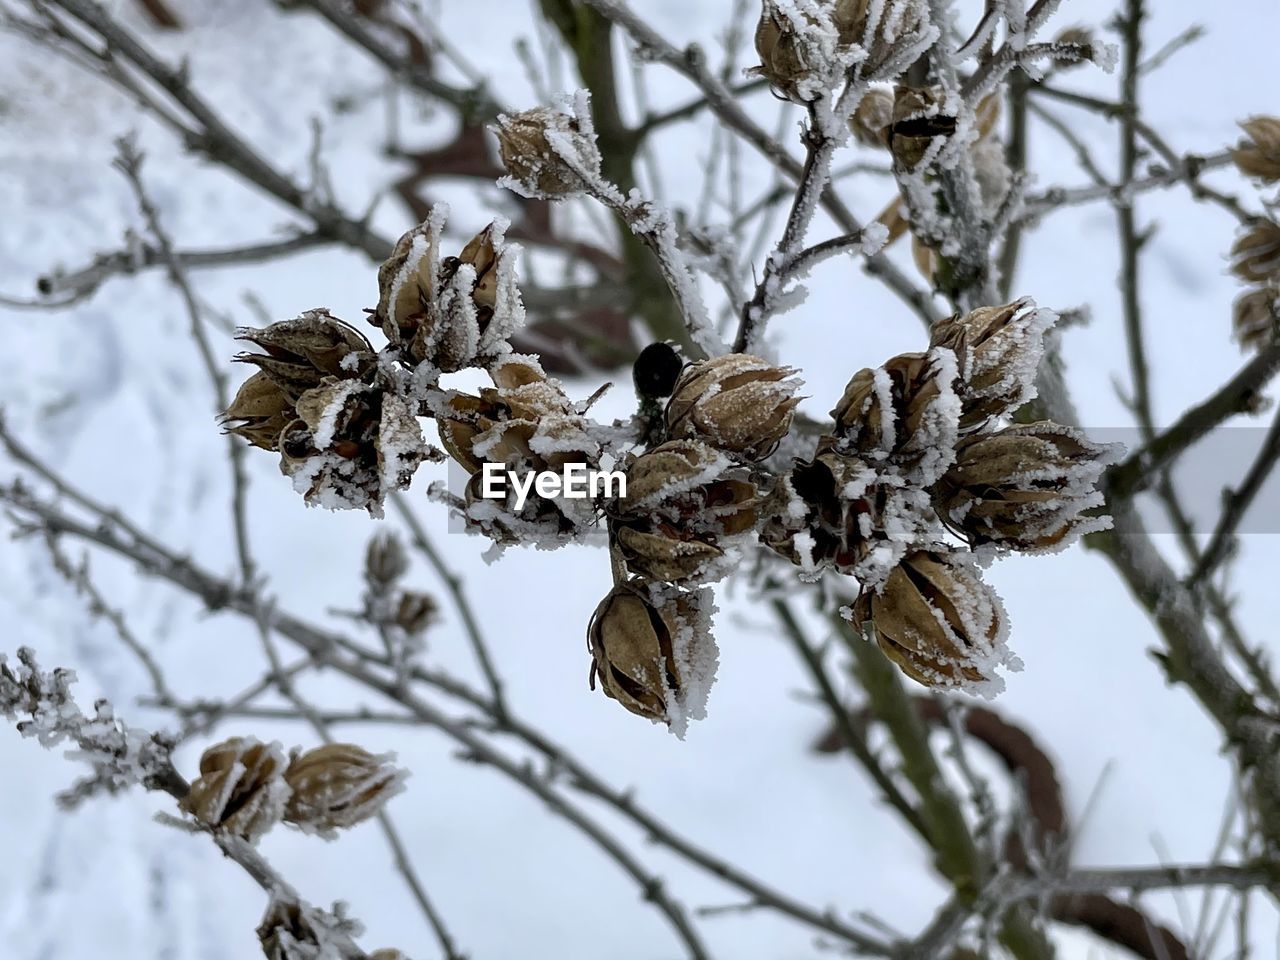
[374,213,525,374]
[1233,286,1279,351]
[1230,220,1280,284]
[665,353,802,461]
[277,381,430,515]
[440,356,602,544]
[365,531,409,587]
[493,103,602,198]
[181,736,290,843]
[587,582,718,737]
[283,743,407,837]
[760,448,920,579]
[224,311,431,514]
[223,310,373,451]
[1232,116,1280,183]
[752,2,823,102]
[257,897,363,960]
[889,86,957,171]
[928,297,1053,430]
[850,551,1017,693]
[849,87,895,147]
[609,440,758,583]
[935,422,1121,552]
[830,348,960,484]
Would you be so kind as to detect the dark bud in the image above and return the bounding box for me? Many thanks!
[633,342,684,400]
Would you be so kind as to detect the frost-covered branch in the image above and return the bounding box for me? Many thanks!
[34,229,333,302]
[19,0,394,261]
[578,0,941,328]
[0,646,182,804]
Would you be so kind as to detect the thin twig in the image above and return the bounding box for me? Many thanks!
[1189,404,1280,585]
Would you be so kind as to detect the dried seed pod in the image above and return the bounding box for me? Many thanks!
[181,737,290,843]
[850,551,1016,692]
[223,310,374,452]
[257,897,361,960]
[236,310,374,394]
[830,348,960,483]
[442,360,602,544]
[365,531,408,587]
[833,0,927,61]
[928,297,1054,429]
[283,743,407,837]
[609,440,757,583]
[375,215,525,373]
[612,524,725,583]
[1232,116,1280,183]
[1233,287,1279,351]
[849,87,895,147]
[1050,25,1096,69]
[665,353,802,461]
[280,381,430,514]
[394,591,438,635]
[493,106,602,198]
[935,422,1121,552]
[617,440,758,530]
[752,2,825,102]
[760,446,928,582]
[889,86,957,171]
[1231,220,1280,284]
[587,581,718,737]
[620,439,731,510]
[760,450,882,574]
[222,372,297,451]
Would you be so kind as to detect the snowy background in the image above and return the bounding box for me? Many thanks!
[2,0,1278,957]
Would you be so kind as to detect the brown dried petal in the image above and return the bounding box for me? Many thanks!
[376,221,441,339]
[1232,117,1280,183]
[1234,287,1279,351]
[613,524,724,583]
[237,310,372,380]
[222,372,295,451]
[1231,221,1280,284]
